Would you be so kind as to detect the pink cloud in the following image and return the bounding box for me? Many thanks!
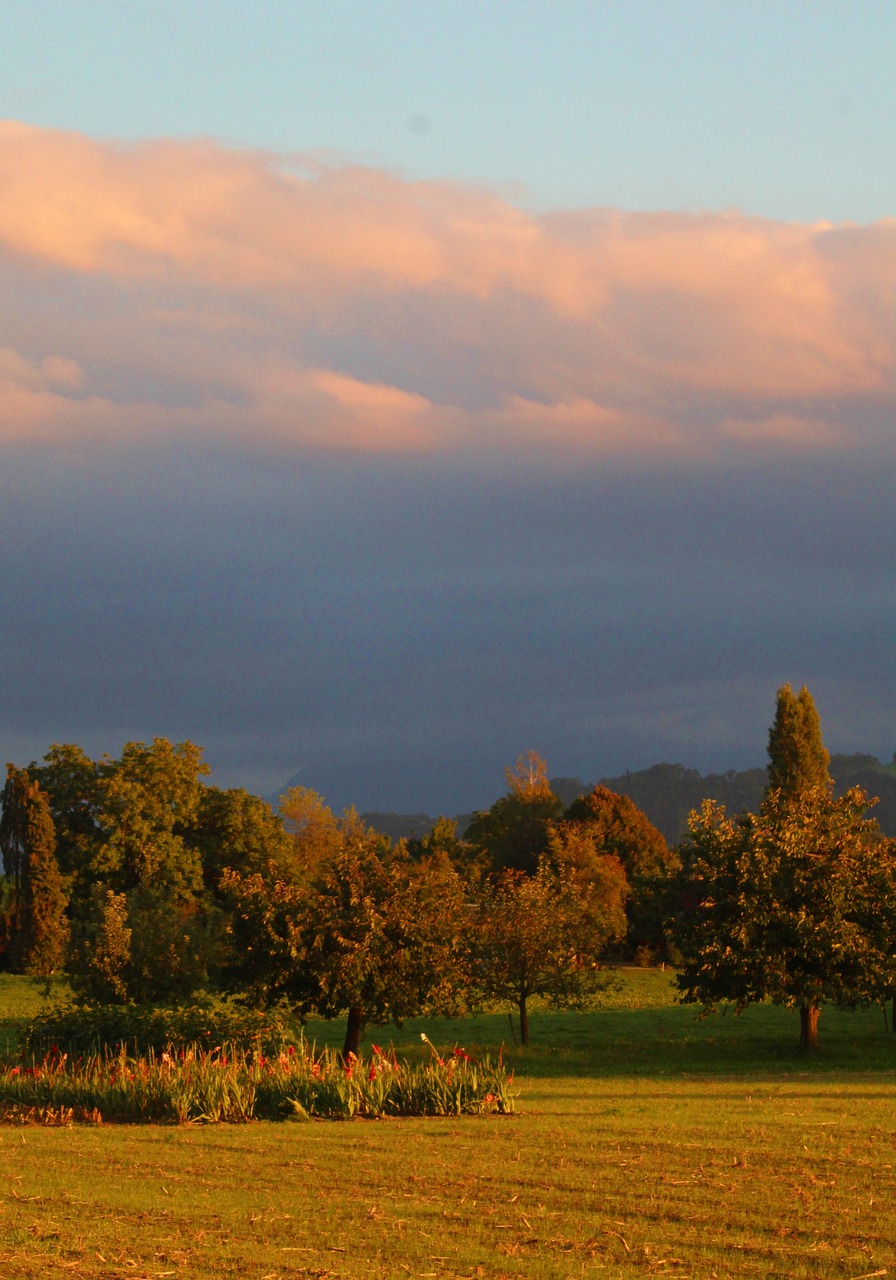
[1,122,894,459]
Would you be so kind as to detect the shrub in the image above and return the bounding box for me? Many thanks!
[19,1001,295,1059]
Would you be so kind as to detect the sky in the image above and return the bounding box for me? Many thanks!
[1,2,895,814]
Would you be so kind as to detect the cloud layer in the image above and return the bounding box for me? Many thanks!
[3,122,895,809]
[3,121,895,461]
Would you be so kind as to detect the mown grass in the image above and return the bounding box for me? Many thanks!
[2,970,895,1278]
[0,973,69,1056]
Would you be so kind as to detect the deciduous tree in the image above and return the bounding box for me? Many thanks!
[190,785,295,896]
[563,785,679,955]
[223,809,471,1057]
[95,739,208,900]
[29,743,106,899]
[675,785,896,1048]
[466,752,563,875]
[474,858,622,1044]
[278,786,345,881]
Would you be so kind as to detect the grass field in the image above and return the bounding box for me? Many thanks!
[2,971,895,1279]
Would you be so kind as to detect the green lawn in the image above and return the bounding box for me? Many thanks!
[2,970,895,1278]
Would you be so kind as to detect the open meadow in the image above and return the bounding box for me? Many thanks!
[2,971,895,1279]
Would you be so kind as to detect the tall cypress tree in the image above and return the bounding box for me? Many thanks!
[0,766,69,974]
[766,684,830,800]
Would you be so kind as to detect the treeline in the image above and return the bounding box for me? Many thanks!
[3,688,896,1054]
[362,753,896,848]
[0,742,680,1053]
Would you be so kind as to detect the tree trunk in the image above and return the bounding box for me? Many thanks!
[799,1001,820,1050]
[518,995,529,1046]
[342,1005,365,1059]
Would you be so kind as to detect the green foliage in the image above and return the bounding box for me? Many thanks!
[766,682,831,799]
[70,888,131,1003]
[29,744,106,893]
[474,858,622,1044]
[94,738,207,899]
[68,882,217,1005]
[223,806,472,1057]
[466,751,563,874]
[0,766,69,974]
[24,739,231,1004]
[20,1000,295,1058]
[406,815,479,873]
[190,785,295,896]
[300,831,473,1050]
[675,784,896,1045]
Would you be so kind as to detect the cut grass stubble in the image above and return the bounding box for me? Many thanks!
[3,971,896,1278]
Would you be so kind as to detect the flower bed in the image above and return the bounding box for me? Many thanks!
[0,1039,515,1124]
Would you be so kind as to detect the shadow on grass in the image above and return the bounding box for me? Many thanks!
[3,969,894,1084]
[306,1000,896,1083]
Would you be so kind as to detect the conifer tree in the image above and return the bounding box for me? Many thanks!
[766,683,830,800]
[0,765,69,974]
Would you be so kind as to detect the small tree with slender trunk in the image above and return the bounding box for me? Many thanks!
[474,858,624,1045]
[223,810,472,1058]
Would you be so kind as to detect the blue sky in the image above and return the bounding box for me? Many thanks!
[4,1,895,222]
[1,2,894,812]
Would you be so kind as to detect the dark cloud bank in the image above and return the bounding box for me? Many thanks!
[3,441,893,815]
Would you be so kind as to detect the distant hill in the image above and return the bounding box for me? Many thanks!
[597,763,768,844]
[601,754,896,843]
[358,812,435,843]
[360,811,476,842]
[277,755,896,849]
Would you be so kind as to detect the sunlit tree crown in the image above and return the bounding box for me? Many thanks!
[766,684,830,800]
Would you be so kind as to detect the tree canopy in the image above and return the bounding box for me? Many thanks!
[563,784,679,954]
[675,784,896,1047]
[766,683,830,800]
[474,857,623,1044]
[0,765,69,974]
[223,804,471,1057]
[465,752,564,875]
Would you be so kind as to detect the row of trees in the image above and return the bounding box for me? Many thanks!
[0,743,679,1054]
[3,686,894,1053]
